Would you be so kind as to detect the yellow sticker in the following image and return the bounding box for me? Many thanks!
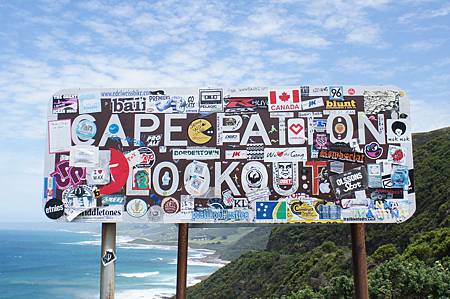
[188,119,214,144]
[289,200,318,220]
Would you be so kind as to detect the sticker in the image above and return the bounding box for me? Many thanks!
[268,89,301,112]
[102,249,116,266]
[387,119,411,143]
[313,133,329,150]
[50,160,86,190]
[246,187,271,202]
[132,168,150,190]
[255,201,287,221]
[242,162,267,192]
[136,147,156,168]
[43,177,56,200]
[148,205,164,222]
[391,165,410,189]
[181,195,195,213]
[273,162,299,196]
[313,119,327,132]
[246,143,264,160]
[146,134,162,147]
[188,119,214,144]
[325,100,356,109]
[310,86,329,96]
[62,185,96,209]
[48,119,72,154]
[221,133,240,143]
[318,204,342,220]
[161,197,180,214]
[364,89,399,114]
[44,199,65,219]
[126,198,148,218]
[76,119,97,141]
[234,197,249,209]
[367,164,382,188]
[111,97,146,113]
[69,145,99,167]
[301,97,324,110]
[264,148,307,162]
[148,95,194,113]
[224,97,255,114]
[79,93,101,114]
[318,149,364,164]
[172,148,220,160]
[364,142,383,159]
[387,145,406,165]
[184,161,210,196]
[329,167,368,199]
[99,148,129,195]
[287,118,306,144]
[101,195,126,205]
[75,205,123,222]
[329,86,344,100]
[53,95,78,113]
[86,150,111,185]
[288,200,318,221]
[199,89,223,112]
[329,161,345,174]
[225,150,248,160]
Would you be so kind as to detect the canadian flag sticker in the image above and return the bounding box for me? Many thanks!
[268,89,301,112]
[287,118,306,144]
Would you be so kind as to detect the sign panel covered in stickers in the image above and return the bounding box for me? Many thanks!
[43,86,415,224]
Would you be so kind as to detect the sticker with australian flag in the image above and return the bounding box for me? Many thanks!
[255,200,287,222]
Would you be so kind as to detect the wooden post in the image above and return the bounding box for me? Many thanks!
[350,223,369,299]
[176,223,189,299]
[100,223,117,299]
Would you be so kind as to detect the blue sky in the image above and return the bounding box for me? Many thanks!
[0,0,449,222]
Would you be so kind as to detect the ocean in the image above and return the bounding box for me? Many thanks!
[0,228,225,299]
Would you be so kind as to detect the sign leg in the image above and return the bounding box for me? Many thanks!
[351,223,369,299]
[100,223,117,299]
[176,223,189,299]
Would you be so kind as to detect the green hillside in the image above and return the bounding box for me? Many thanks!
[186,127,450,299]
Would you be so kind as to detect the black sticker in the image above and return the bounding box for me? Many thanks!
[44,199,65,219]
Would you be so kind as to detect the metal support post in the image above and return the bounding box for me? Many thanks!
[176,223,189,299]
[100,223,117,299]
[350,223,369,299]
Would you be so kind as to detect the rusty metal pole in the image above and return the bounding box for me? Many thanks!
[100,223,116,299]
[351,223,369,299]
[176,223,189,299]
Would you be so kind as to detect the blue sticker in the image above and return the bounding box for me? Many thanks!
[76,119,97,140]
[109,124,119,134]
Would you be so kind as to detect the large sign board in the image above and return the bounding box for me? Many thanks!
[44,86,415,223]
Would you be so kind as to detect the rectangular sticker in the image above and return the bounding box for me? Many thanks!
[264,148,307,162]
[172,148,220,160]
[48,119,71,154]
[78,93,101,114]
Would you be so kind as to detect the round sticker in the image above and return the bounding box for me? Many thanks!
[334,123,346,134]
[109,124,119,134]
[188,119,214,144]
[161,197,180,214]
[44,199,65,219]
[137,147,156,168]
[76,119,97,141]
[126,198,148,218]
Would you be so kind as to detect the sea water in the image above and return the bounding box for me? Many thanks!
[0,228,224,299]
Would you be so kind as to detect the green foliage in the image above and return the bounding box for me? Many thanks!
[186,127,450,299]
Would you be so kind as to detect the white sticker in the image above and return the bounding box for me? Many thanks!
[48,119,72,154]
[173,148,220,160]
[263,148,307,162]
[301,97,324,110]
[69,145,99,167]
[79,93,101,114]
[287,118,306,144]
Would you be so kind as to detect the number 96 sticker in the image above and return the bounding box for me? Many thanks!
[329,86,344,100]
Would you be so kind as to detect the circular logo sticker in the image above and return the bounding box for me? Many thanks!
[109,124,119,134]
[44,199,65,219]
[188,119,214,144]
[126,198,148,218]
[137,147,156,168]
[76,119,97,141]
[161,197,180,214]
